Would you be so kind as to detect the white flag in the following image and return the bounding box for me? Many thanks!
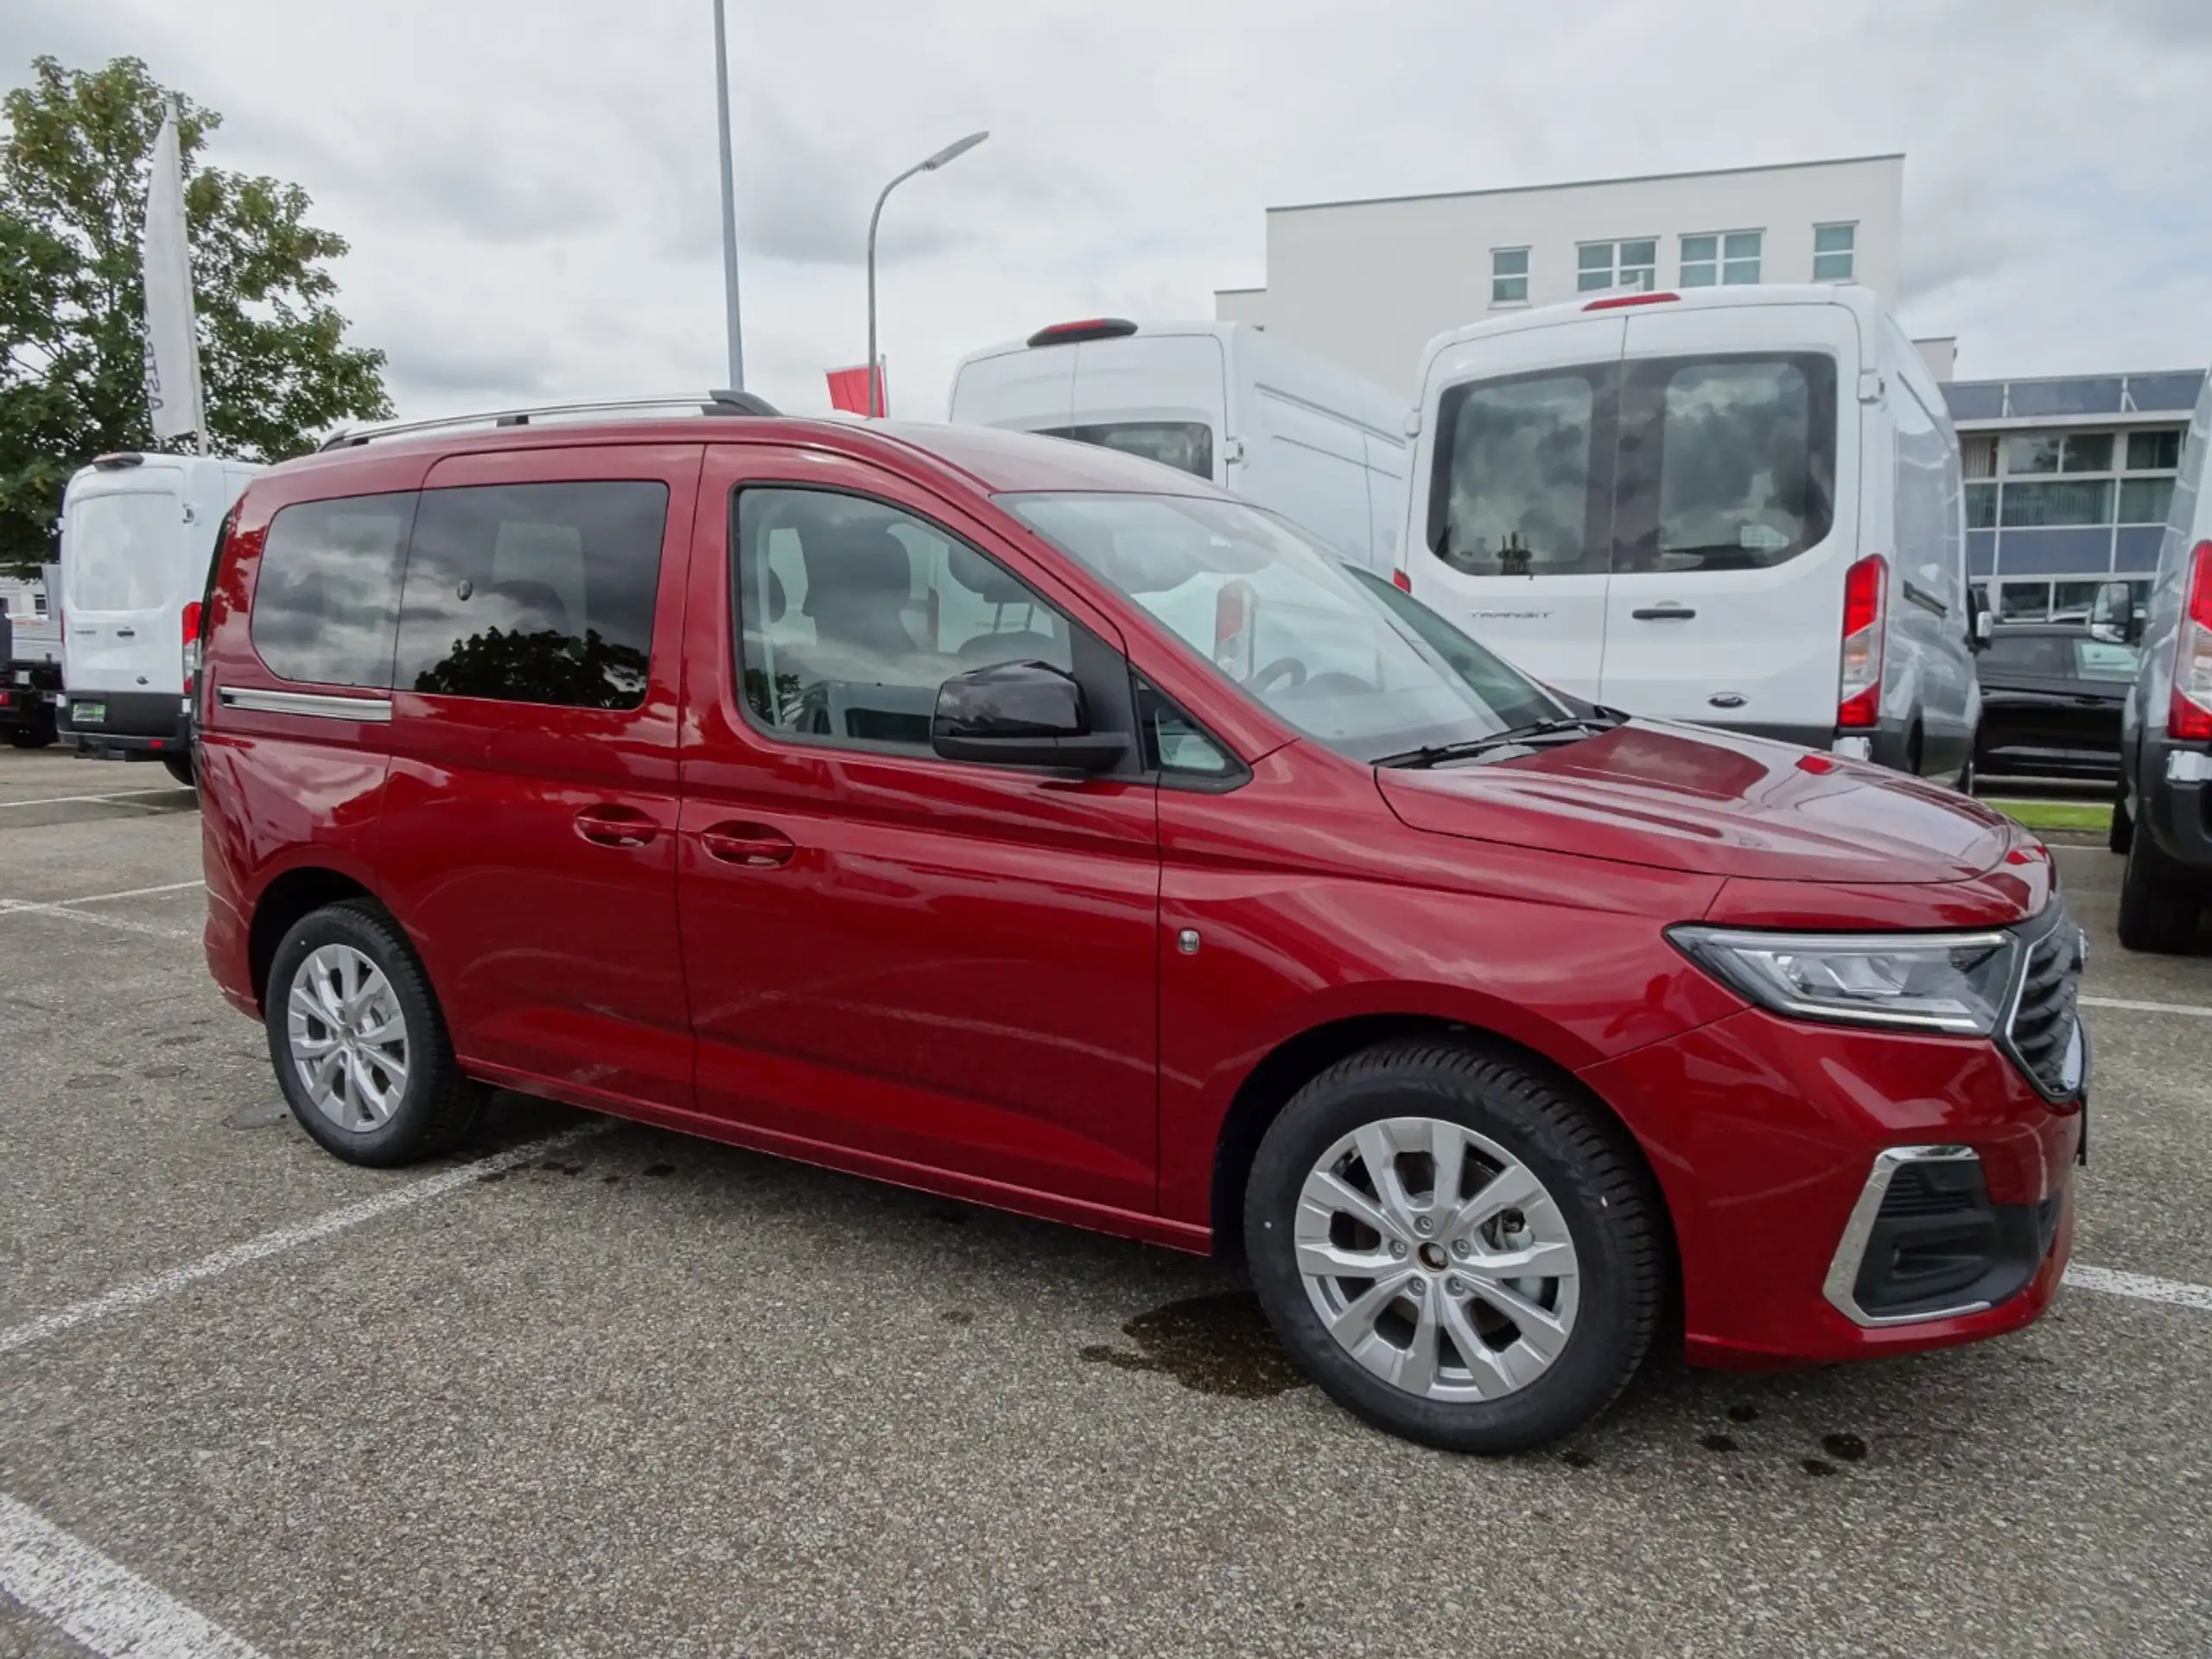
[142,99,205,444]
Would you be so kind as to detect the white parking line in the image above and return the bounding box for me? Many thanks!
[0,789,188,810]
[2065,1264,2212,1312]
[0,1492,264,1659]
[0,881,207,943]
[2081,995,2212,1020]
[0,1119,614,1358]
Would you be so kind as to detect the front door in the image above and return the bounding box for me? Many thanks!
[676,448,1161,1216]
[372,443,702,1112]
[1407,314,1624,696]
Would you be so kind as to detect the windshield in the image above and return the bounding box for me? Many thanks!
[1002,492,1565,760]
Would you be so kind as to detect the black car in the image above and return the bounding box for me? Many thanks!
[1974,622,2141,783]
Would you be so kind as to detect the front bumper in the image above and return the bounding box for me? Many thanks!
[1580,1006,2082,1369]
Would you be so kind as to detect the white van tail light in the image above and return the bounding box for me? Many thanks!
[2174,540,2212,742]
[1837,553,1888,730]
[181,600,204,680]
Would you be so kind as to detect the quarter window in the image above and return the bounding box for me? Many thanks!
[251,493,414,688]
[734,488,1073,753]
[394,481,666,709]
[1491,246,1529,305]
[1813,223,1856,282]
[1576,239,1656,294]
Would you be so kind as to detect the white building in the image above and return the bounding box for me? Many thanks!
[1216,154,1907,393]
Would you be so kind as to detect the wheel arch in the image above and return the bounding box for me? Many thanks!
[1206,1012,1682,1326]
[248,866,380,1007]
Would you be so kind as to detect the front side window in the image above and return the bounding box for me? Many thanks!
[394,481,666,709]
[735,487,1073,753]
[1576,239,1655,294]
[1427,368,1608,577]
[1491,246,1529,306]
[1003,492,1564,763]
[1813,223,1857,282]
[1614,353,1838,573]
[251,493,414,688]
[1038,422,1212,480]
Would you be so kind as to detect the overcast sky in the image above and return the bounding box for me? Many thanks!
[9,0,2211,426]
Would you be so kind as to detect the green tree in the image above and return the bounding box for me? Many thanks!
[0,54,392,574]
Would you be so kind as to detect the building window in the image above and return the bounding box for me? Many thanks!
[1966,482,1997,529]
[1961,435,1997,479]
[2119,478,2175,524]
[1680,230,1762,287]
[1813,223,1857,282]
[2001,433,2111,474]
[1491,246,1529,306]
[1576,238,1656,293]
[2127,428,2182,471]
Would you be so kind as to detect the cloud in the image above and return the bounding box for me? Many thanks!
[10,0,2212,423]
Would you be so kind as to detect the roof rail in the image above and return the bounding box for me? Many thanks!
[317,389,782,452]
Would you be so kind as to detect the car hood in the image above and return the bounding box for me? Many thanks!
[1376,720,2020,885]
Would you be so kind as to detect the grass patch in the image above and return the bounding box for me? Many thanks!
[1981,797,2113,834]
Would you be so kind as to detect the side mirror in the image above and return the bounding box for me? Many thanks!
[931,659,1127,772]
[2089,579,2142,646]
[1967,588,1994,651]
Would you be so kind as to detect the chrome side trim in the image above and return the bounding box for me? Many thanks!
[218,686,393,723]
[1821,1145,1993,1328]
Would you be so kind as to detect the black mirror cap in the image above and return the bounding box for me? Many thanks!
[931,659,1127,772]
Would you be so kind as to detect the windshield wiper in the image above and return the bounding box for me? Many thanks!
[1371,715,1624,770]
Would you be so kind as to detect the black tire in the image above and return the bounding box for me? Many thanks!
[4,725,53,749]
[2116,825,2202,954]
[162,751,195,787]
[2108,782,2133,855]
[1244,1039,1664,1454]
[266,899,486,1166]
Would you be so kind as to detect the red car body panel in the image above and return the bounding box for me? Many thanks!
[199,415,2084,1369]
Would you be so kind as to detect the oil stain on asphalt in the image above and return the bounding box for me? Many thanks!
[1078,1291,1308,1399]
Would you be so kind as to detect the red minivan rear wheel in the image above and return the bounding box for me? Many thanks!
[266,900,486,1166]
[1244,1039,1663,1453]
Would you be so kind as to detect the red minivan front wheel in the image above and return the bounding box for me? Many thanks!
[1244,1039,1665,1454]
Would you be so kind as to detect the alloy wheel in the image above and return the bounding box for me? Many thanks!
[1294,1116,1580,1402]
[285,944,410,1133]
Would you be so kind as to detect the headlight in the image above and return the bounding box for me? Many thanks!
[1669,926,2018,1035]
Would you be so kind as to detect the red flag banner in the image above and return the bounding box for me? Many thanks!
[826,363,887,416]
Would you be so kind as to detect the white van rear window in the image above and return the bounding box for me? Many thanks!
[66,492,177,612]
[1040,423,1213,480]
[1428,372,1605,578]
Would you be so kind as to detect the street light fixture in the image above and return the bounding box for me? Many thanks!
[866,130,988,418]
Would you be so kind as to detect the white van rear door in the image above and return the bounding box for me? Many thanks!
[947,346,1077,432]
[1407,315,1624,698]
[1599,302,1861,734]
[62,480,188,696]
[1060,333,1226,483]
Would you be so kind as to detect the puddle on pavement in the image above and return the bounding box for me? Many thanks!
[1077,1290,1307,1400]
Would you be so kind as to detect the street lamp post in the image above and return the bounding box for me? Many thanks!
[712,0,744,391]
[865,130,988,417]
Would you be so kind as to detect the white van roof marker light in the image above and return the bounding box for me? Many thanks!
[1583,292,1681,312]
[1026,318,1139,348]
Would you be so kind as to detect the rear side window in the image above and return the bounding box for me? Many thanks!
[1612,353,1838,573]
[1427,368,1609,577]
[251,493,414,688]
[1039,422,1213,480]
[395,482,667,709]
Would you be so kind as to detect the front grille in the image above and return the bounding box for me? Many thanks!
[2006,899,2084,1099]
[1878,1162,1982,1218]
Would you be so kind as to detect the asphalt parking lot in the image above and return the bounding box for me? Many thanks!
[1,745,2209,1657]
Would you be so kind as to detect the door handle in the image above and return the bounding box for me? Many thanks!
[1630,606,1696,621]
[573,804,658,849]
[699,820,797,868]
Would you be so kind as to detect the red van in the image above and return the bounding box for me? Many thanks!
[196,401,2085,1452]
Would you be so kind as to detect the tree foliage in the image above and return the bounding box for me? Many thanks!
[0,55,392,571]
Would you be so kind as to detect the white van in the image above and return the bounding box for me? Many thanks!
[58,451,261,782]
[1398,284,1982,781]
[949,319,1409,574]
